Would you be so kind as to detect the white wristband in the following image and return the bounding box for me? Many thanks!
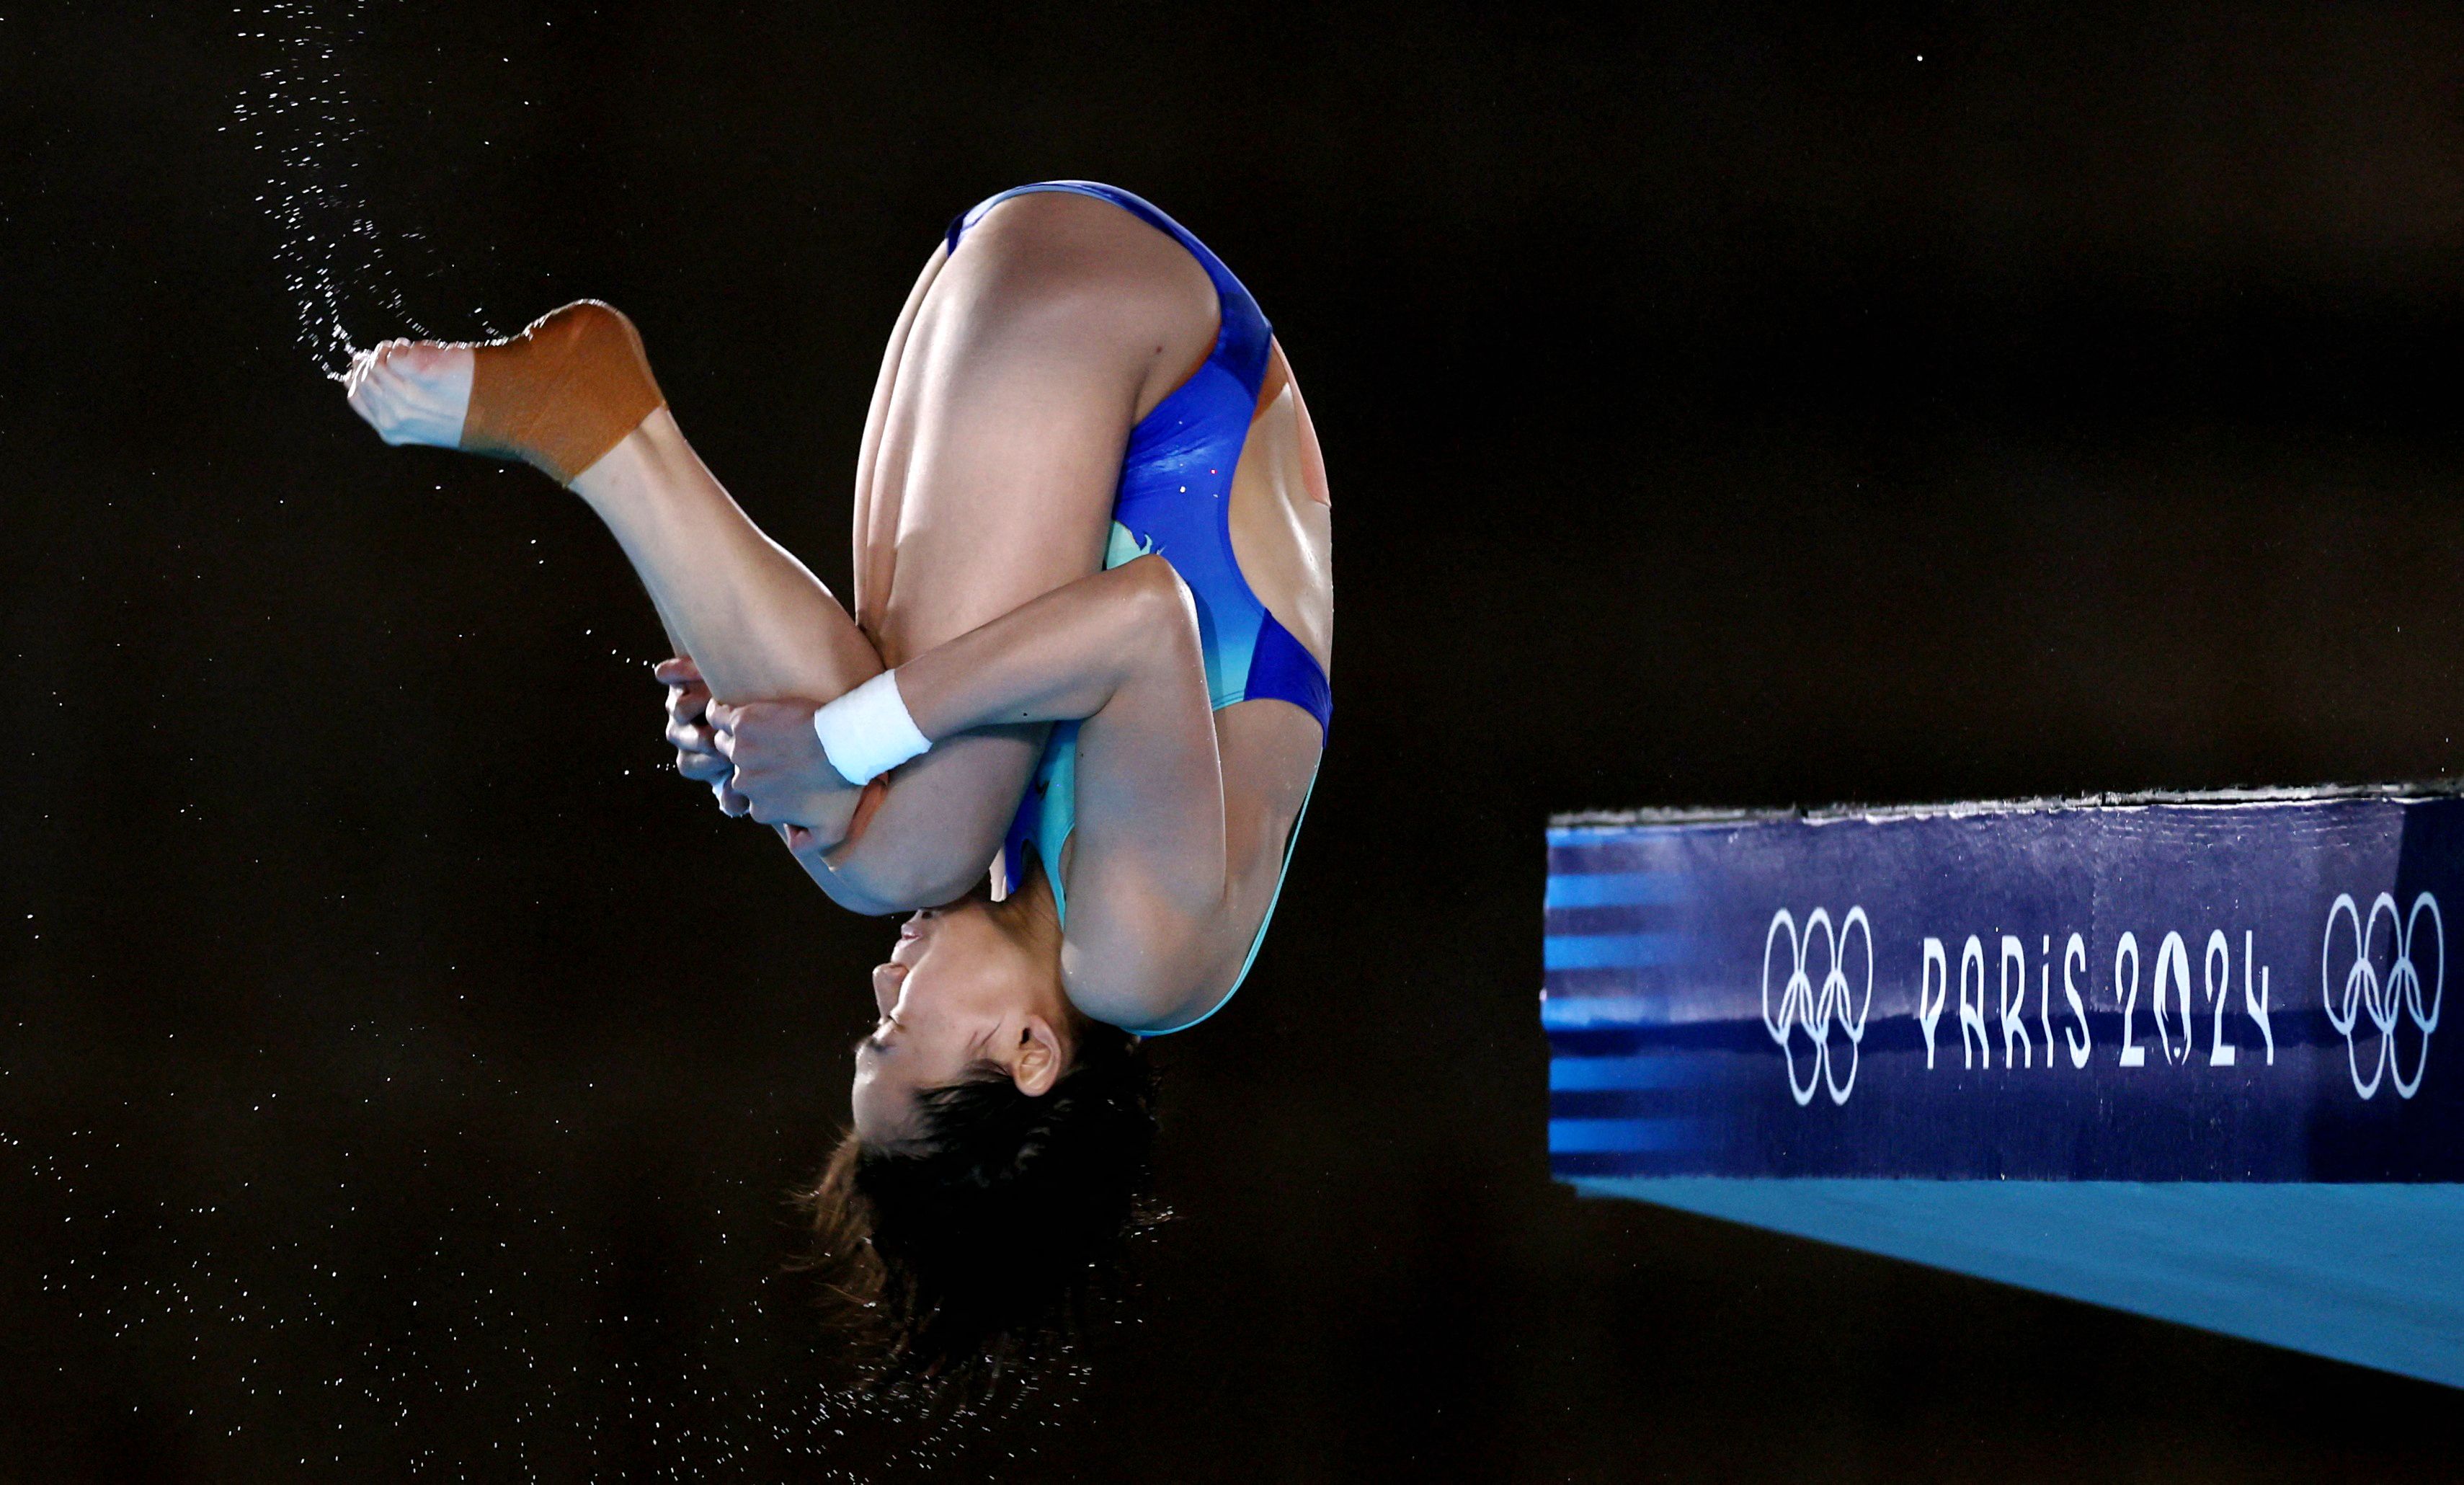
[811,670,932,786]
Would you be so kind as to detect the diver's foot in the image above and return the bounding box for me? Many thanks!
[346,301,666,487]
[344,338,474,453]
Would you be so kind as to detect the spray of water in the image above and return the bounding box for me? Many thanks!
[208,9,1121,1469]
[231,0,435,381]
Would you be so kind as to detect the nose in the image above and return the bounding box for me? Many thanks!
[871,960,907,1016]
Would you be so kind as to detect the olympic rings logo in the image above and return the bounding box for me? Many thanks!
[2321,891,2444,1100]
[1762,907,1874,1107]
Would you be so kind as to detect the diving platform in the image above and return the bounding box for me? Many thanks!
[1545,789,2464,1386]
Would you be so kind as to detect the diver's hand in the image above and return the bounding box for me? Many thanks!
[654,656,749,817]
[706,699,863,851]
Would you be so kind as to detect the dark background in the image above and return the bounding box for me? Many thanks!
[6,2,2464,1479]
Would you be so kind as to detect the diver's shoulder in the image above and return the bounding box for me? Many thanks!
[1060,897,1231,1034]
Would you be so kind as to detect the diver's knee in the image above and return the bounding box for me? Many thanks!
[1121,555,1201,660]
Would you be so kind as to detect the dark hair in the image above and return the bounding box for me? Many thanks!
[796,1019,1160,1401]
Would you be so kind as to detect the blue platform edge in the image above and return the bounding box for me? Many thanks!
[1573,1178,2464,1388]
[1547,789,2464,1388]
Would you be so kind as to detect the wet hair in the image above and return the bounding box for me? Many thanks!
[797,1018,1160,1401]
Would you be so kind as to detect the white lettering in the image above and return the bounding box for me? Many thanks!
[2062,933,2090,1068]
[2000,935,2032,1068]
[1890,921,2282,1085]
[2037,936,2053,1068]
[1960,935,1991,1070]
[2117,932,2145,1068]
[2205,930,2237,1067]
[1919,938,1947,1069]
[2244,929,2273,1065]
[2153,931,2192,1065]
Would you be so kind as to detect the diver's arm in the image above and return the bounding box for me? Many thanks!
[707,551,1232,996]
[685,554,1204,918]
[715,554,1205,809]
[893,555,1206,742]
[787,783,997,918]
[891,554,1232,1021]
[694,695,1038,915]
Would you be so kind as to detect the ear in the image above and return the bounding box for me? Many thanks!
[1009,1014,1067,1098]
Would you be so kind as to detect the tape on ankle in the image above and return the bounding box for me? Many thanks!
[461,301,667,485]
[811,670,932,786]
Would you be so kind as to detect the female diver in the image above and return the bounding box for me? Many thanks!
[343,183,1332,1388]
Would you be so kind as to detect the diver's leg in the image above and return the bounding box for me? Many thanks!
[566,409,882,705]
[346,322,881,708]
[546,187,1216,711]
[851,190,1216,664]
[580,184,1219,711]
[342,190,1217,905]
[815,190,1221,905]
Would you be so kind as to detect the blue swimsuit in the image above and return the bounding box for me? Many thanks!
[953,182,1333,1034]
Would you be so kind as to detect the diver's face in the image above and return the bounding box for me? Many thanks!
[849,900,1061,1144]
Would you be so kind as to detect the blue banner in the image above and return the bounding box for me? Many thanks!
[1544,792,2462,1181]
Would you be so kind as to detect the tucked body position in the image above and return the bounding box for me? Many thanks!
[345,183,1332,1388]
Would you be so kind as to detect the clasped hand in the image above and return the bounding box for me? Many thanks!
[656,655,861,854]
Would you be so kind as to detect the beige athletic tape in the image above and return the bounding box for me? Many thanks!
[461,301,666,486]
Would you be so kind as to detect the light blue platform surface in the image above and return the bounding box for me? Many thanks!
[1578,1179,2464,1387]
